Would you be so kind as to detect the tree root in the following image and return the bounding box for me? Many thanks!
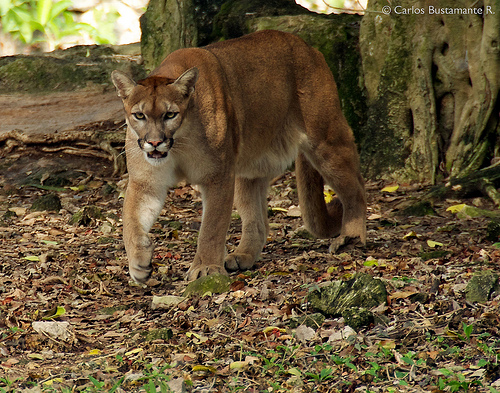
[425,162,500,206]
[0,127,126,176]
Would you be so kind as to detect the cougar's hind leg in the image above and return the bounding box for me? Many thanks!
[295,50,366,251]
[302,138,366,251]
[225,176,270,271]
[295,153,342,238]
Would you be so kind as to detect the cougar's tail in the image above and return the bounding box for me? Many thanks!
[295,153,343,238]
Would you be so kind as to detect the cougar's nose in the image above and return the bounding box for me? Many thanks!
[148,140,163,148]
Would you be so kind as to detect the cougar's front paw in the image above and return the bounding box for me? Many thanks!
[225,253,256,272]
[186,264,228,281]
[129,263,153,283]
[127,235,154,283]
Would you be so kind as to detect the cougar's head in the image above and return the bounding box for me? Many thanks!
[111,67,198,164]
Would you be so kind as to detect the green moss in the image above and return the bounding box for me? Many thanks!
[183,273,232,297]
[487,220,500,242]
[418,250,450,261]
[0,46,145,93]
[358,10,415,179]
[69,205,104,226]
[401,201,437,217]
[212,0,305,41]
[31,194,62,212]
[141,328,174,341]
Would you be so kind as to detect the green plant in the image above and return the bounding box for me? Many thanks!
[438,369,483,392]
[364,361,383,381]
[139,364,173,392]
[461,322,474,341]
[330,354,357,372]
[0,376,18,389]
[400,351,425,367]
[305,367,335,383]
[0,0,114,50]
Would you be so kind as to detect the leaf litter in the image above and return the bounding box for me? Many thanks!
[0,150,499,392]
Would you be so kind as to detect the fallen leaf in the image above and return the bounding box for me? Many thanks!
[324,187,335,203]
[381,185,399,193]
[403,231,421,240]
[43,378,64,386]
[152,295,186,307]
[42,306,66,320]
[446,204,467,213]
[295,325,316,343]
[125,348,143,357]
[287,205,301,217]
[23,256,40,262]
[32,321,73,342]
[427,240,443,248]
[192,365,217,373]
[229,361,248,371]
[389,291,419,300]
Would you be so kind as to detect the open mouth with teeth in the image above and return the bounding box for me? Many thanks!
[147,150,168,159]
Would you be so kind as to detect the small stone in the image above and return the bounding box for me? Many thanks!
[465,270,499,303]
[31,194,62,212]
[308,273,387,317]
[342,307,374,331]
[183,273,232,297]
[69,205,104,226]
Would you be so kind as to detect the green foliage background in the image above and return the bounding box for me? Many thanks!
[0,0,118,50]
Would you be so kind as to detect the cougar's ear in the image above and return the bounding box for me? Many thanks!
[111,70,136,99]
[172,67,199,97]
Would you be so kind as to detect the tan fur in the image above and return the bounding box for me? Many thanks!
[111,30,366,283]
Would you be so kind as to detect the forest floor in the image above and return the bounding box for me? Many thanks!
[0,145,499,393]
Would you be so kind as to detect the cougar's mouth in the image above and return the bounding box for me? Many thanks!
[147,150,169,159]
[139,138,174,160]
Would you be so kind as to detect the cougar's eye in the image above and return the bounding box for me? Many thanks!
[133,112,145,120]
[164,112,178,120]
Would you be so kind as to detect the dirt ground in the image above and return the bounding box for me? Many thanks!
[0,143,499,392]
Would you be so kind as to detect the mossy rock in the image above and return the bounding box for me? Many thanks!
[212,0,306,41]
[22,169,79,188]
[0,45,145,93]
[3,210,17,220]
[342,307,374,332]
[400,201,437,217]
[289,313,325,330]
[31,194,62,212]
[141,328,174,341]
[308,273,387,317]
[183,273,232,297]
[487,219,500,242]
[69,205,105,226]
[465,270,500,303]
[418,250,450,261]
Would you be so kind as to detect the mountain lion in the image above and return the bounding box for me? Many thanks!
[111,30,366,283]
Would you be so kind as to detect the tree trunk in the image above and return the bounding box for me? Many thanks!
[360,0,499,182]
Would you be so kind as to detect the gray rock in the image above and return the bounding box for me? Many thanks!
[308,273,387,317]
[342,307,374,332]
[31,194,62,212]
[168,377,187,393]
[183,273,232,297]
[465,270,500,303]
